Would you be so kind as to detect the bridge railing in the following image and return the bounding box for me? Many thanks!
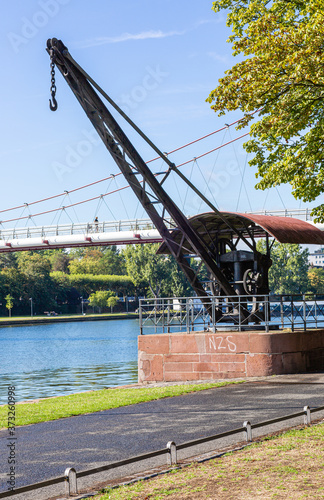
[247,208,313,220]
[139,294,324,334]
[0,218,175,240]
[0,208,315,241]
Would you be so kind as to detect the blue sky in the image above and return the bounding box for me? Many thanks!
[0,0,318,228]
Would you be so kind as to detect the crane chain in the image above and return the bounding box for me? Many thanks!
[49,50,58,111]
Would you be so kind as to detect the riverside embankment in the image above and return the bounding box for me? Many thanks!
[0,312,138,327]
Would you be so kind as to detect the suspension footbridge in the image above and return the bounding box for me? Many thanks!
[0,209,320,253]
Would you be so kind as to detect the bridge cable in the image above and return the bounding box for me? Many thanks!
[227,128,253,212]
[194,158,220,210]
[0,133,250,225]
[0,118,252,216]
[275,187,287,210]
[197,128,228,213]
[236,151,250,212]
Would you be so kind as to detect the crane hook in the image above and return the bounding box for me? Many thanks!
[49,91,58,111]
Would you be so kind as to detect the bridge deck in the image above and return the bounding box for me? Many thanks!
[0,209,317,252]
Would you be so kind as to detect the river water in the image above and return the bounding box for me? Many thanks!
[0,319,140,404]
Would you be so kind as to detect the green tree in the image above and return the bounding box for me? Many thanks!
[1,268,25,300]
[48,250,71,273]
[257,241,309,294]
[107,295,118,313]
[0,253,17,270]
[68,247,126,275]
[308,267,324,294]
[5,294,13,317]
[207,0,324,220]
[123,244,193,298]
[123,244,172,298]
[88,290,117,313]
[68,256,103,275]
[16,252,55,312]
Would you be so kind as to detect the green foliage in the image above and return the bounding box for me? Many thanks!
[207,0,324,220]
[123,244,192,298]
[308,267,324,294]
[107,295,118,312]
[88,290,117,312]
[0,243,193,316]
[48,250,71,273]
[68,246,126,275]
[123,244,167,297]
[16,252,55,312]
[257,240,309,294]
[5,294,13,317]
[51,272,134,295]
[0,253,17,270]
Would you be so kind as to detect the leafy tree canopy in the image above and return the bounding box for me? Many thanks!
[88,290,116,312]
[308,266,324,294]
[207,0,324,220]
[123,244,192,298]
[0,253,17,270]
[257,240,309,294]
[68,246,126,275]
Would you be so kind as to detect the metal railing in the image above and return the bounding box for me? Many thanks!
[0,403,322,498]
[246,208,314,221]
[0,218,173,241]
[139,294,324,334]
[0,208,315,240]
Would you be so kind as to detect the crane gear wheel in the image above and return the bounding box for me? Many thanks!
[243,269,263,295]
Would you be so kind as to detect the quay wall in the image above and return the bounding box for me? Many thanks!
[138,329,324,383]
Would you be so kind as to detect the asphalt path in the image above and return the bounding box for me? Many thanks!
[0,373,324,494]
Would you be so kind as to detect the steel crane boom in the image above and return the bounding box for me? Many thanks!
[46,38,257,304]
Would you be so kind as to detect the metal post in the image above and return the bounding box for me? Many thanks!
[167,299,170,334]
[29,297,33,317]
[212,296,216,333]
[243,421,252,442]
[191,299,194,332]
[154,299,157,333]
[139,299,143,335]
[162,298,165,334]
[303,405,311,425]
[280,296,284,330]
[265,295,269,333]
[64,467,77,496]
[167,441,177,466]
[315,294,317,329]
[291,297,294,332]
[238,295,242,332]
[303,294,306,332]
[186,299,190,334]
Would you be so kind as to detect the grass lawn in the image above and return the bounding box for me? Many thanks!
[0,380,244,428]
[90,423,324,500]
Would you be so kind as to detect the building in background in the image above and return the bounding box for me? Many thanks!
[309,248,324,267]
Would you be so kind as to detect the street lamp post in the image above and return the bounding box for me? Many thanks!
[80,296,84,315]
[29,298,33,317]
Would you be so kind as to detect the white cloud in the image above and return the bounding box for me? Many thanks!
[208,52,229,64]
[195,17,225,27]
[74,30,186,49]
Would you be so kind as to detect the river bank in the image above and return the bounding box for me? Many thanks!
[0,312,138,327]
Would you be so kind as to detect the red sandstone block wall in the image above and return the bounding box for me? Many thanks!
[138,330,324,383]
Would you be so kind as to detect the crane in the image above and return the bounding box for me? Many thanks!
[46,38,272,321]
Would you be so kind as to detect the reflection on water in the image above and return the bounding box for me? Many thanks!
[0,319,139,403]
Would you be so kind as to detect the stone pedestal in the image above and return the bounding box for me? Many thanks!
[138,329,324,383]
